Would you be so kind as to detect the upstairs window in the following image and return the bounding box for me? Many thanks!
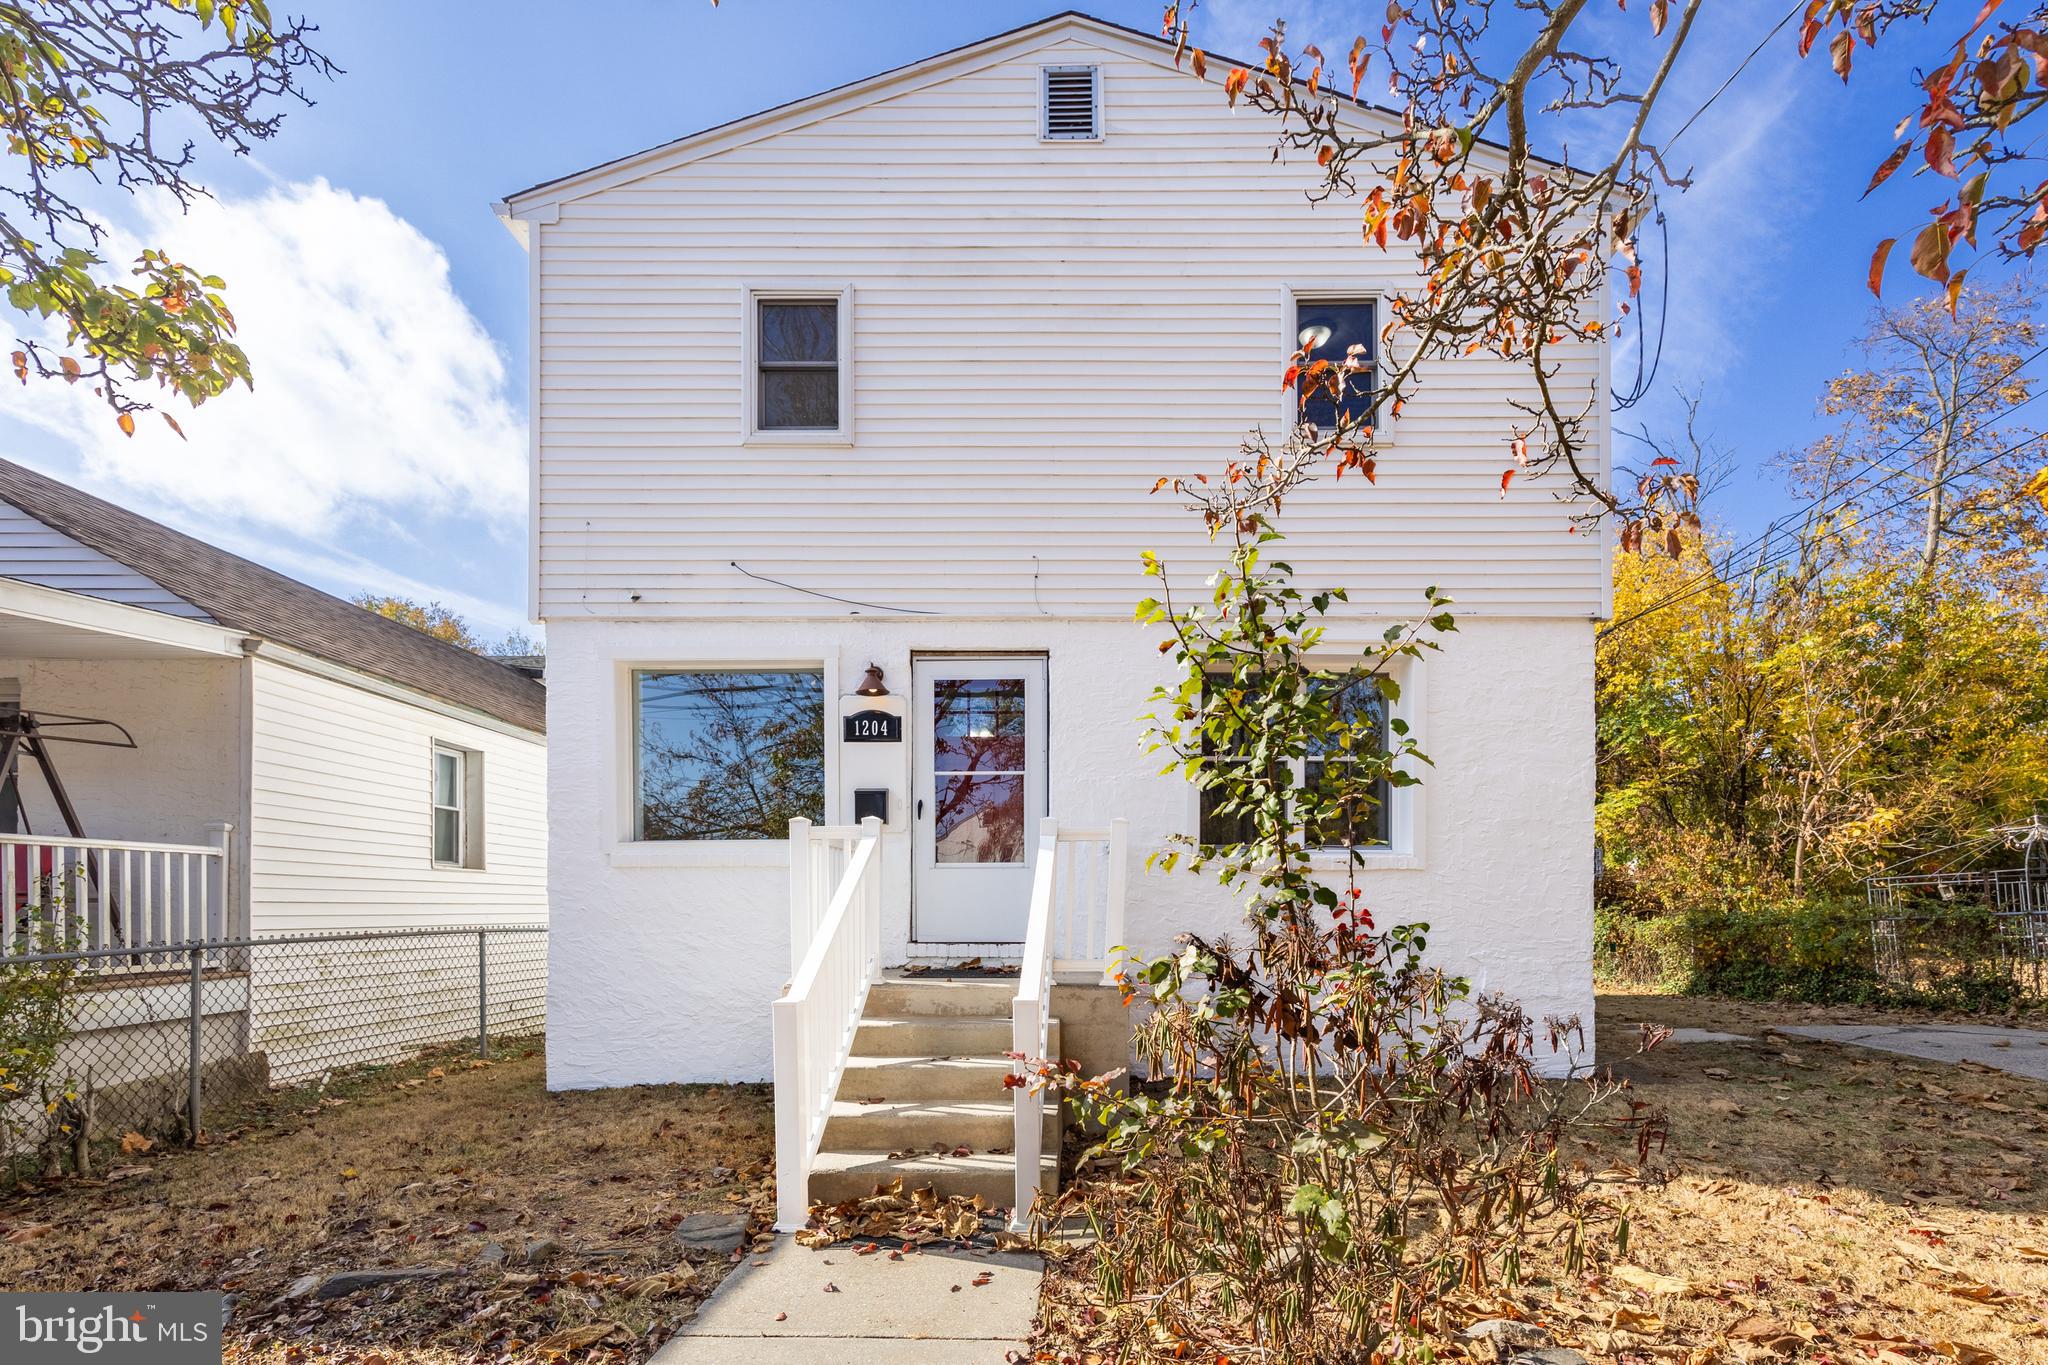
[1294,297,1378,434]
[756,299,840,431]
[1042,65,1101,140]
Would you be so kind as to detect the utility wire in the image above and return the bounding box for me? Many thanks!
[1606,342,2048,634]
[730,561,938,615]
[1602,424,2048,636]
[1663,0,1804,152]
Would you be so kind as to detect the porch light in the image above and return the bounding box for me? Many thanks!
[855,664,889,697]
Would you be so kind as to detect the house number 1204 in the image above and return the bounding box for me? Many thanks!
[843,711,902,743]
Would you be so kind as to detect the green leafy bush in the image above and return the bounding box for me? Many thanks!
[1595,899,2036,1011]
[1032,443,1661,1362]
[0,906,83,1174]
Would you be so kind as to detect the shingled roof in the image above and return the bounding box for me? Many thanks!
[0,459,546,734]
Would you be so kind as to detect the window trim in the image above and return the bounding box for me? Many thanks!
[612,657,840,866]
[741,285,854,447]
[1039,64,1103,142]
[1189,655,1425,871]
[431,742,484,871]
[1282,288,1387,449]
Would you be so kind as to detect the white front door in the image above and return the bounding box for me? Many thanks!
[911,656,1047,945]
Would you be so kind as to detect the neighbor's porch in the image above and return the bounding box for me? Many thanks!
[0,576,248,957]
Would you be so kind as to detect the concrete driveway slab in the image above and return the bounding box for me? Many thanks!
[1773,1023,2048,1080]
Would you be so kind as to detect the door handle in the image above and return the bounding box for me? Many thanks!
[916,798,925,819]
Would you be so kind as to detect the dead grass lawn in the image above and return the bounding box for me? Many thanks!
[0,1041,775,1364]
[1037,991,2048,1363]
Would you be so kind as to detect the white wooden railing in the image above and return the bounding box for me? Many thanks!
[772,814,883,1231]
[786,817,868,976]
[1011,817,1128,1230]
[0,823,237,961]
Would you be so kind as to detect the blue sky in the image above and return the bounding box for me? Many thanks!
[0,1,2010,634]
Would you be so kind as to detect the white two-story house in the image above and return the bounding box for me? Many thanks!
[498,11,1607,1223]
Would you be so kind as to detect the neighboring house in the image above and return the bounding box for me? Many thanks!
[498,12,1606,1221]
[0,458,547,1085]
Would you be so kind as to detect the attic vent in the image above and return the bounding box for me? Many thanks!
[1042,65,1100,140]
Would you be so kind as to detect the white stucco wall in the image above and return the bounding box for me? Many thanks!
[543,614,1595,1090]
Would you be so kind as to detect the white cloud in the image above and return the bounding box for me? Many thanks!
[1622,41,1813,410]
[8,178,524,535]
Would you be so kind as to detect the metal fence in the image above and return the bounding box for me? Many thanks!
[0,925,545,1175]
[1594,900,2048,1006]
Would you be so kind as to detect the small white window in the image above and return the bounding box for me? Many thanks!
[1042,65,1101,140]
[433,743,483,868]
[743,287,854,444]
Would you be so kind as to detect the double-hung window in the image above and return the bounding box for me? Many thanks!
[1196,672,1393,852]
[748,292,849,440]
[633,669,825,840]
[1293,297,1378,434]
[432,743,481,868]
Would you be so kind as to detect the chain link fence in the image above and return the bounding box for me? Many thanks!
[1595,901,2047,1008]
[1,926,545,1177]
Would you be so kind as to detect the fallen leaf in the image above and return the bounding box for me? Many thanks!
[1934,1342,1999,1365]
[532,1322,623,1357]
[1610,1306,1662,1334]
[1613,1264,1691,1297]
[119,1131,154,1155]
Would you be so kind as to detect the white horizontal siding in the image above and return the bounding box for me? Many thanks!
[531,29,1608,621]
[247,658,546,932]
[0,501,210,619]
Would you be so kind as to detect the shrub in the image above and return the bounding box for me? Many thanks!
[1034,445,1661,1362]
[1594,897,2038,1011]
[0,903,84,1174]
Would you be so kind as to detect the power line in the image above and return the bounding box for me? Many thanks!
[1607,342,2048,633]
[1602,424,2048,636]
[1663,0,1803,153]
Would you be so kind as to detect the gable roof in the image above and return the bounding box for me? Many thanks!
[0,459,546,734]
[499,9,1531,218]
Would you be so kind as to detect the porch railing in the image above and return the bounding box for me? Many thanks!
[0,823,237,962]
[1011,817,1128,1231]
[772,814,883,1232]
[786,817,868,976]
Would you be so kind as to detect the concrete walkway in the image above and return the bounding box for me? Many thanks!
[651,1235,1040,1364]
[1665,1021,2048,1081]
[1773,1022,2048,1081]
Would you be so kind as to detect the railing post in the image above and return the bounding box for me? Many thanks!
[1103,818,1129,985]
[771,999,808,1231]
[187,944,203,1145]
[788,817,813,980]
[206,821,237,944]
[858,815,881,975]
[477,928,491,1059]
[1010,994,1042,1232]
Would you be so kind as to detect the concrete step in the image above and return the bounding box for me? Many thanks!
[866,977,1016,1018]
[851,1014,1061,1059]
[837,1053,1018,1104]
[808,1147,1060,1210]
[820,1097,1058,1153]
